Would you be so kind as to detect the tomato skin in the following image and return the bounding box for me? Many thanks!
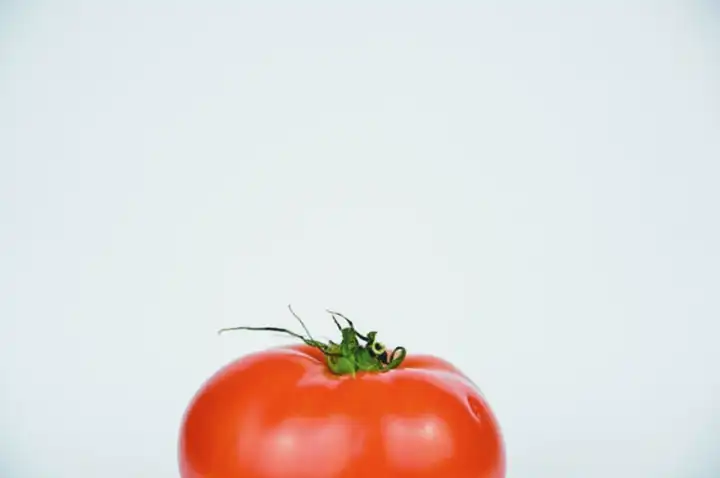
[179,345,505,478]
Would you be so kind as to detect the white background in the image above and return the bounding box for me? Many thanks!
[1,1,719,477]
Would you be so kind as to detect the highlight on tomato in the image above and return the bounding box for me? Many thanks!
[178,306,506,478]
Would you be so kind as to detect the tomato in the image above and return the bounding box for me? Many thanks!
[179,310,505,478]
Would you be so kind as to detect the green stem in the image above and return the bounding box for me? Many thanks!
[218,306,407,376]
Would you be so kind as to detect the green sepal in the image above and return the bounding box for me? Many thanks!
[219,306,407,377]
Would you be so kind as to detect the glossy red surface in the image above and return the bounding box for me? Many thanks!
[179,345,505,478]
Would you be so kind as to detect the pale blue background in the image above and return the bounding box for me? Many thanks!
[1,1,719,477]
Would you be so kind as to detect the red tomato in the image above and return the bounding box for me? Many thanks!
[179,344,505,478]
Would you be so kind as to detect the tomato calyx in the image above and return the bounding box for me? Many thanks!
[218,305,407,376]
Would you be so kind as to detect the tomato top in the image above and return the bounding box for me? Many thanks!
[179,345,505,478]
[179,308,505,477]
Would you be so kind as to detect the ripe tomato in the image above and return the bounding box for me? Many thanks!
[178,342,505,478]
